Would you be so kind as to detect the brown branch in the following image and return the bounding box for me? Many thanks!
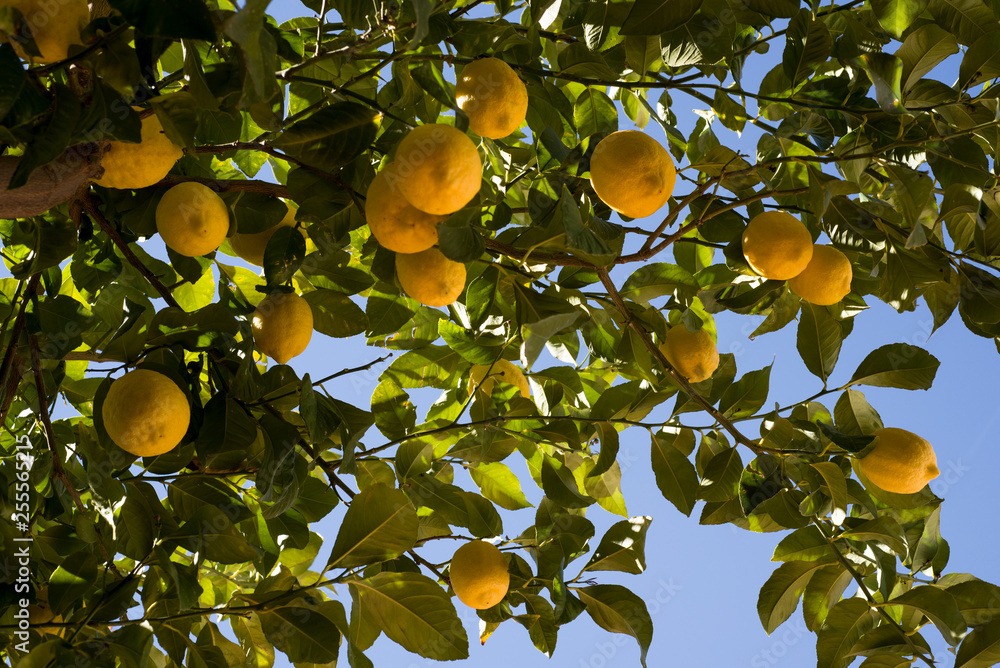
[155,175,289,198]
[82,194,181,309]
[28,333,121,577]
[596,266,764,455]
[0,274,40,423]
[0,143,105,219]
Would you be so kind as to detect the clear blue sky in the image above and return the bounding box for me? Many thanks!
[11,1,1000,665]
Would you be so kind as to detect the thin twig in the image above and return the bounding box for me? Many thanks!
[83,194,181,309]
[0,273,40,422]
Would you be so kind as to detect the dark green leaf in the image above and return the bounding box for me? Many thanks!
[326,484,418,569]
[576,585,653,667]
[272,103,381,171]
[847,343,940,390]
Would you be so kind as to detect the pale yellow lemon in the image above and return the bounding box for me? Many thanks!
[788,244,853,305]
[450,541,509,610]
[742,211,814,280]
[102,369,190,457]
[856,427,940,495]
[2,0,88,63]
[395,247,466,307]
[252,292,314,364]
[589,130,676,219]
[366,165,445,253]
[658,325,719,383]
[155,182,230,257]
[394,124,482,215]
[95,110,183,189]
[456,57,528,139]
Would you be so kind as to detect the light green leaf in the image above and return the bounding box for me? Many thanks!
[650,430,699,516]
[757,560,834,634]
[816,599,879,668]
[469,462,533,510]
[956,619,1000,668]
[584,516,653,574]
[577,585,654,667]
[325,484,418,569]
[887,586,967,646]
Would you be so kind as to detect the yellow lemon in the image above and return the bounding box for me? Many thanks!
[2,0,88,63]
[456,57,528,139]
[742,211,813,280]
[395,247,466,307]
[856,427,940,495]
[788,244,853,306]
[394,124,482,215]
[94,109,184,189]
[366,165,446,253]
[155,182,230,257]
[102,369,190,457]
[230,202,305,267]
[252,292,314,364]
[589,130,676,219]
[450,541,509,610]
[659,325,719,383]
[468,359,530,399]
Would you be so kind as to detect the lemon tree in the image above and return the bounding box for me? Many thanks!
[3,0,1000,667]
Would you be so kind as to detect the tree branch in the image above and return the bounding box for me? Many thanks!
[155,175,290,198]
[82,194,181,309]
[0,274,40,423]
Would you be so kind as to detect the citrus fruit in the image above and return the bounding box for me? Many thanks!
[366,165,446,253]
[456,57,528,139]
[468,359,530,398]
[659,325,719,383]
[449,541,509,610]
[102,369,190,457]
[94,109,184,189]
[788,244,853,305]
[155,182,230,257]
[2,0,88,63]
[395,247,466,307]
[252,292,314,364]
[230,202,304,267]
[589,130,676,219]
[856,427,940,495]
[742,211,814,280]
[393,124,482,215]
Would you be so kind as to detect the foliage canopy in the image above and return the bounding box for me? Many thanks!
[3,0,1000,666]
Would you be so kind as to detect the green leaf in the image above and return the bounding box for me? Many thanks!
[259,603,342,664]
[847,343,940,390]
[834,389,883,436]
[783,10,833,86]
[166,505,260,564]
[816,421,877,455]
[583,516,652,575]
[576,585,653,667]
[842,516,908,556]
[811,462,849,525]
[325,484,418,569]
[698,446,743,502]
[803,565,853,632]
[541,454,595,509]
[927,0,999,46]
[956,619,1000,668]
[168,477,250,523]
[896,24,960,93]
[947,580,1000,626]
[437,209,486,263]
[574,88,617,139]
[109,0,216,40]
[797,303,844,383]
[223,0,279,101]
[650,430,699,516]
[743,0,798,17]
[272,102,381,171]
[887,586,967,646]
[371,378,415,440]
[620,0,701,35]
[469,462,532,510]
[263,225,306,286]
[816,599,879,668]
[49,551,97,613]
[849,53,905,112]
[351,572,469,660]
[719,365,771,419]
[871,0,929,38]
[303,289,367,338]
[621,262,700,305]
[757,560,833,634]
[772,526,834,562]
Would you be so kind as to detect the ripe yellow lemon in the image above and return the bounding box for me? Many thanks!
[366,165,445,253]
[252,292,314,364]
[450,541,509,610]
[394,124,482,215]
[468,359,530,399]
[94,110,184,189]
[589,130,676,219]
[788,244,853,306]
[395,247,466,307]
[102,369,190,457]
[742,211,814,280]
[155,182,230,257]
[456,57,528,139]
[659,325,719,383]
[856,427,940,495]
[2,0,88,63]
[230,202,305,267]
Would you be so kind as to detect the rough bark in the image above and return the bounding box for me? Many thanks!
[0,142,106,219]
